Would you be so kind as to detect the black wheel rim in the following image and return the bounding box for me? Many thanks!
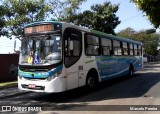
[87,77,95,87]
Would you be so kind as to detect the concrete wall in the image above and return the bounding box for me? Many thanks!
[0,54,19,83]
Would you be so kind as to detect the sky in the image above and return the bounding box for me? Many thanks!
[80,0,154,32]
[0,0,156,54]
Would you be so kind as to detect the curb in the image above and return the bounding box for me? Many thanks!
[0,84,17,90]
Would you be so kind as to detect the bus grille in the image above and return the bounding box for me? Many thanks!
[23,77,46,80]
[20,68,48,72]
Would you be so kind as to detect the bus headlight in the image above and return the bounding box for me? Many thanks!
[46,71,61,81]
[47,75,56,81]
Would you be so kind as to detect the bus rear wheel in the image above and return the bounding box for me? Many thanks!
[129,66,134,76]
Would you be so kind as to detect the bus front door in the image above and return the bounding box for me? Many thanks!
[64,28,82,90]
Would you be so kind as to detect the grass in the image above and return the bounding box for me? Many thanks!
[0,81,17,89]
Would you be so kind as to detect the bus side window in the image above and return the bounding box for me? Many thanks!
[86,34,100,55]
[134,44,138,55]
[101,38,112,55]
[113,40,122,55]
[129,43,134,55]
[122,42,128,55]
[137,45,142,55]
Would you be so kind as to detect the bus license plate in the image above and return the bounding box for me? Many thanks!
[28,84,36,88]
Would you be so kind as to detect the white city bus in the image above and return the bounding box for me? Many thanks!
[18,20,143,93]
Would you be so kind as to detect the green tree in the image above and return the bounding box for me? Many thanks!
[117,27,136,38]
[68,1,120,35]
[117,28,160,56]
[47,0,86,21]
[1,0,50,39]
[0,5,6,36]
[131,0,160,28]
[1,0,87,39]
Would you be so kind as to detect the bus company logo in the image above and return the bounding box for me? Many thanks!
[2,106,11,111]
[1,106,42,112]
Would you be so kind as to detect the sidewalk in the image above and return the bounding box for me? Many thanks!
[144,61,160,66]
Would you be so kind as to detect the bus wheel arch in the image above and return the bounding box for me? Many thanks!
[86,68,99,88]
[129,64,134,76]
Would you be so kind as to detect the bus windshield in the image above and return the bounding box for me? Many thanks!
[19,35,62,65]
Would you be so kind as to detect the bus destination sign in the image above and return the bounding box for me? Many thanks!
[24,24,60,34]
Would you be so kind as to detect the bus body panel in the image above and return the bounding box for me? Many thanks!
[96,55,142,81]
[64,56,83,90]
[83,55,100,80]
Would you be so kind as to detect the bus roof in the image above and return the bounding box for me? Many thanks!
[24,20,62,28]
[24,20,142,45]
[91,30,142,45]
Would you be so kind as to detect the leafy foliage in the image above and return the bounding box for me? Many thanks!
[48,0,86,21]
[131,0,160,28]
[68,1,120,35]
[117,27,159,56]
[1,0,119,38]
[0,5,6,36]
[117,27,136,38]
[1,0,50,39]
[0,0,86,39]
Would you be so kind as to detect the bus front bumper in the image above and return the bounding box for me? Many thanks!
[18,76,66,93]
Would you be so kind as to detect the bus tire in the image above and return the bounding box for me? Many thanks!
[86,69,98,89]
[129,65,134,76]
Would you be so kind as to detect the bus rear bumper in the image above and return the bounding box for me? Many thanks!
[18,76,65,93]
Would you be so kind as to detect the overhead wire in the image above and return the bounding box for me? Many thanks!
[120,13,142,23]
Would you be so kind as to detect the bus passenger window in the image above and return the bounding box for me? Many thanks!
[123,42,128,55]
[113,40,122,55]
[101,38,112,55]
[129,43,134,55]
[87,45,99,55]
[86,34,100,55]
[134,44,138,55]
[137,45,142,55]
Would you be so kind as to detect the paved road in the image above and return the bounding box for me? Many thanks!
[1,62,160,114]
